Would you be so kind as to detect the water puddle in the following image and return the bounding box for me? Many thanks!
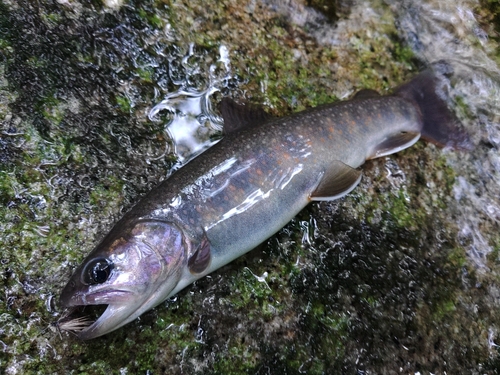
[148,44,235,165]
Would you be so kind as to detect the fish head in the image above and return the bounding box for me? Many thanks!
[59,220,186,339]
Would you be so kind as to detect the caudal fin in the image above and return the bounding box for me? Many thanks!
[394,62,472,150]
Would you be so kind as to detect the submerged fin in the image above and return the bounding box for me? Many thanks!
[219,98,274,135]
[394,61,472,150]
[310,161,362,201]
[367,132,421,159]
[353,89,381,100]
[188,233,211,274]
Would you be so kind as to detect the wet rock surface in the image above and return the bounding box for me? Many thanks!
[1,0,499,373]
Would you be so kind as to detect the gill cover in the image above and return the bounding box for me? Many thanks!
[59,220,186,339]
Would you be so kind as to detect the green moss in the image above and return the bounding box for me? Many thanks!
[391,41,416,64]
[139,8,163,29]
[221,268,275,319]
[486,236,500,271]
[429,296,458,323]
[26,55,48,69]
[213,342,259,374]
[312,302,349,335]
[249,40,339,112]
[288,307,348,373]
[387,190,416,228]
[361,187,426,230]
[41,12,62,26]
[234,0,419,117]
[89,177,125,215]
[0,38,10,49]
[434,155,458,194]
[136,66,154,82]
[38,95,64,125]
[115,94,132,112]
[448,247,467,268]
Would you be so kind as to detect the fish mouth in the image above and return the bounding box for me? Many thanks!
[57,303,131,340]
[56,305,108,336]
[58,290,140,340]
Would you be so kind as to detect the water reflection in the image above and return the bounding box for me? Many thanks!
[148,45,233,164]
[148,88,222,164]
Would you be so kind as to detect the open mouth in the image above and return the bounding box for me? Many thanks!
[56,285,139,339]
[56,288,146,339]
[55,305,108,336]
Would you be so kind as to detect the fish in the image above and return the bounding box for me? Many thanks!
[59,61,471,339]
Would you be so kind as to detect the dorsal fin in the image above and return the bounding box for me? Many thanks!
[219,98,274,135]
[353,89,381,100]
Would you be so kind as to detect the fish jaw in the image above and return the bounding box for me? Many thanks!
[79,304,133,340]
[59,220,187,339]
[66,289,170,340]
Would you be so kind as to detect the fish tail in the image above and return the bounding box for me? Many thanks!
[394,62,472,150]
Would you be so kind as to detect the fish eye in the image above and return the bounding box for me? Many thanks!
[82,258,113,285]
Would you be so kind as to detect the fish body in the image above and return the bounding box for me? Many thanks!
[60,64,470,339]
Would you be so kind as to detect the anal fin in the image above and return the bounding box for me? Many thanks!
[368,132,420,160]
[310,161,362,201]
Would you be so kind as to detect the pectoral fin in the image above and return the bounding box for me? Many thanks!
[367,132,420,160]
[310,161,362,201]
[188,233,211,274]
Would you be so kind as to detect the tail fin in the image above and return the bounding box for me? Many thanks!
[394,62,472,150]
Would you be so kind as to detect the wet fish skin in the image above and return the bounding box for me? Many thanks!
[59,64,470,339]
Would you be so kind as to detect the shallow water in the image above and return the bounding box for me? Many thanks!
[1,0,500,373]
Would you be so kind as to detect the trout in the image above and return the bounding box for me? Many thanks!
[59,63,470,339]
